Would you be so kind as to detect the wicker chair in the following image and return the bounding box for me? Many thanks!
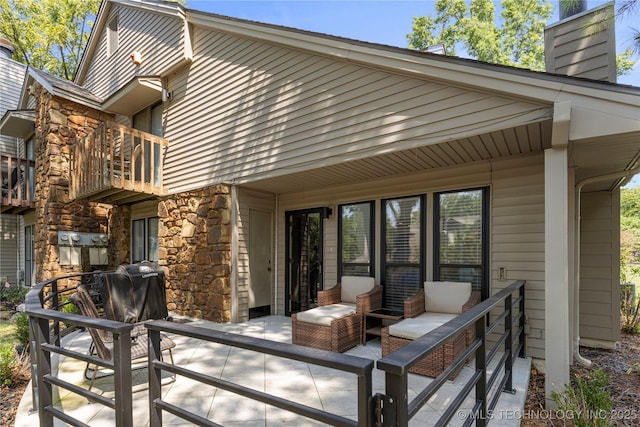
[381,281,480,379]
[292,276,382,352]
[71,285,176,391]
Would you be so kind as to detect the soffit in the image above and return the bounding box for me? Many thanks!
[240,120,553,193]
[102,77,162,115]
[0,110,35,138]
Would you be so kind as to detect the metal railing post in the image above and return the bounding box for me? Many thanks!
[29,315,38,413]
[35,316,53,427]
[51,280,60,347]
[357,368,372,427]
[149,328,163,427]
[475,315,487,427]
[504,293,514,393]
[112,329,134,427]
[383,370,408,427]
[519,284,526,358]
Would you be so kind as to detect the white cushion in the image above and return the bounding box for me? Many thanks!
[389,316,446,340]
[424,281,471,314]
[296,303,356,326]
[340,276,375,303]
[416,312,457,324]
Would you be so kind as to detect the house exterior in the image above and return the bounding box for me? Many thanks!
[1,0,639,403]
[0,39,35,288]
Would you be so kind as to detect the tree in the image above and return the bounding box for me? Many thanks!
[407,0,553,71]
[0,0,100,80]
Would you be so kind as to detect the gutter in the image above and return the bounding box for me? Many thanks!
[574,166,640,366]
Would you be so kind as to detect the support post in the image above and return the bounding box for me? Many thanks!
[544,101,572,408]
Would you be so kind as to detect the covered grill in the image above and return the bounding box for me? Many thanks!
[98,261,169,323]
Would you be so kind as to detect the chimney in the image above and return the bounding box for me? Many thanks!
[0,38,15,59]
[544,2,616,83]
[560,0,588,20]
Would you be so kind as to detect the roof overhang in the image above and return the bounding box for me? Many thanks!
[102,77,163,115]
[0,109,35,138]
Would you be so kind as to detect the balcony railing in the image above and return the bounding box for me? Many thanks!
[1,154,36,214]
[70,121,168,204]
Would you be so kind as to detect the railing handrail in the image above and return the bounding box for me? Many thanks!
[377,280,526,375]
[70,120,168,201]
[25,272,136,427]
[376,279,526,427]
[146,320,374,427]
[0,153,36,207]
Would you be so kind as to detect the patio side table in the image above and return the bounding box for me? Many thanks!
[363,308,403,344]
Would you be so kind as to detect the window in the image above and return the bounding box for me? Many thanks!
[382,195,424,311]
[132,217,158,263]
[338,201,374,277]
[434,188,489,297]
[107,15,118,56]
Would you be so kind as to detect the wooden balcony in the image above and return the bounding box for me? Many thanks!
[1,154,36,214]
[70,121,168,204]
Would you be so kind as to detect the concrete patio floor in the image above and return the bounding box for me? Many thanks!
[15,315,531,426]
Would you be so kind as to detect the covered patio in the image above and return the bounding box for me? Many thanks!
[16,315,531,426]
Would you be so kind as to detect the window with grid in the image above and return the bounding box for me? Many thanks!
[434,188,488,297]
[382,195,424,311]
[339,201,374,277]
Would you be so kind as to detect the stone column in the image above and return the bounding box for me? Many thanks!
[32,83,114,283]
[158,184,232,322]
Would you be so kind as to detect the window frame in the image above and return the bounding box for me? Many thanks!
[337,201,375,278]
[433,187,490,299]
[380,194,425,311]
[131,216,159,263]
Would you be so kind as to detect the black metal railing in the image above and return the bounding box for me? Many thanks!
[25,271,139,427]
[146,320,374,427]
[25,275,526,427]
[376,279,526,426]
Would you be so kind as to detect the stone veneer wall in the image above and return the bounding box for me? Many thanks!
[158,184,232,322]
[33,83,114,282]
[108,205,131,265]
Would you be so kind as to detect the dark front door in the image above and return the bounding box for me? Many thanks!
[285,208,325,315]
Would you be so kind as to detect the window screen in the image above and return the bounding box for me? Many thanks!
[435,188,488,295]
[382,196,423,311]
[339,202,374,277]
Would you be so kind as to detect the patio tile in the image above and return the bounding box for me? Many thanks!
[208,394,267,423]
[159,392,216,425]
[265,371,318,396]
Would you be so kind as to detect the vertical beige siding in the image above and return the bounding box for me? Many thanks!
[491,155,545,359]
[163,28,548,194]
[80,5,185,100]
[0,57,25,154]
[237,188,276,321]
[544,3,616,82]
[0,215,18,284]
[579,191,620,342]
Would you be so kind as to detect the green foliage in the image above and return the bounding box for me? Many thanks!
[551,369,613,427]
[0,344,17,386]
[407,0,552,70]
[616,49,637,76]
[14,312,29,351]
[0,286,28,308]
[0,0,101,80]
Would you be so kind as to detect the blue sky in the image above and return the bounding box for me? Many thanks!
[187,0,640,87]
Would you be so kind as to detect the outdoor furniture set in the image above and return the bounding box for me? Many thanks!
[293,277,480,378]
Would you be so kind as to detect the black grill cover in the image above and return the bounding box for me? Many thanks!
[99,261,168,323]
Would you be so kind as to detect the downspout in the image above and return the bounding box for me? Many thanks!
[574,166,640,366]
